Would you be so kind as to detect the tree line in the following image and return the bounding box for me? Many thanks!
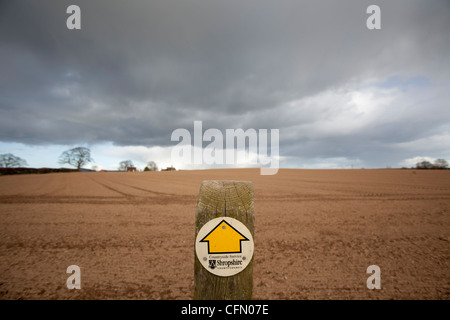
[0,147,159,172]
[118,159,158,172]
[2,146,448,171]
[415,159,448,170]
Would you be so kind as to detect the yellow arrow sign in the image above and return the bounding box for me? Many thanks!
[200,220,249,254]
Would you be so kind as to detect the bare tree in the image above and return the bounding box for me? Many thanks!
[416,161,434,169]
[147,161,158,171]
[58,147,93,170]
[434,158,448,169]
[119,160,134,171]
[0,153,28,168]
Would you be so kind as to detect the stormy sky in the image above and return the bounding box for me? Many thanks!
[1,0,449,170]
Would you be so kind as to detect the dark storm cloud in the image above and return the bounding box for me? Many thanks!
[1,0,449,166]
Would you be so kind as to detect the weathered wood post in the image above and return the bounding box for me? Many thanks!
[194,180,254,300]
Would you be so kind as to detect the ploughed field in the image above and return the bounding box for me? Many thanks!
[0,169,449,299]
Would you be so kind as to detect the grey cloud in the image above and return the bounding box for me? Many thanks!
[1,0,449,167]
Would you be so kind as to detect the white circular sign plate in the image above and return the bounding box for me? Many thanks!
[195,217,254,277]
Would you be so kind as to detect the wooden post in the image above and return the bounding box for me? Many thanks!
[194,180,254,300]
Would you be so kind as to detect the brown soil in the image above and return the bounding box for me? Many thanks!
[0,169,449,299]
